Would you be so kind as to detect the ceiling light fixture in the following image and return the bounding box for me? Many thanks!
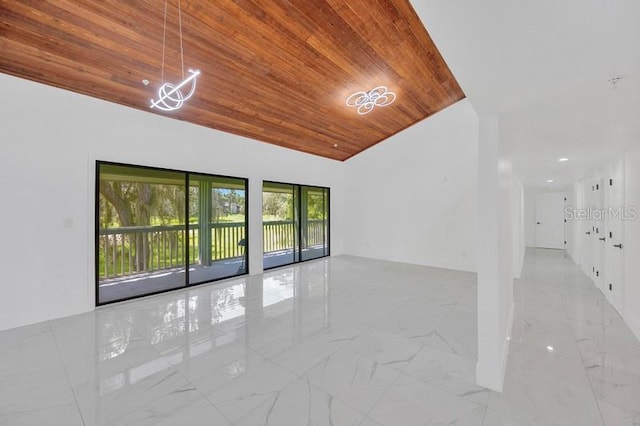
[346,86,396,115]
[151,70,200,111]
[546,179,554,183]
[558,158,569,162]
[150,0,199,112]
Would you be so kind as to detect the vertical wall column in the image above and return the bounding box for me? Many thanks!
[476,115,515,392]
[248,177,264,276]
[198,180,212,266]
[300,186,309,251]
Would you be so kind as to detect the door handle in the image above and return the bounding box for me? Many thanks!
[613,243,623,249]
[599,238,606,241]
[585,231,591,235]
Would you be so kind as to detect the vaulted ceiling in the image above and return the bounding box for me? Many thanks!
[0,0,464,160]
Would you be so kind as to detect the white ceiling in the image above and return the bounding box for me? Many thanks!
[412,0,640,187]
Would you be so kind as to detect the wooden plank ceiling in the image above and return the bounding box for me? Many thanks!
[0,0,464,160]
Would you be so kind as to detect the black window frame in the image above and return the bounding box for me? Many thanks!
[262,180,330,271]
[95,160,249,306]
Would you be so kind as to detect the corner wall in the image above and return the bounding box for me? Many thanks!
[475,116,515,392]
[0,74,345,331]
[343,100,478,272]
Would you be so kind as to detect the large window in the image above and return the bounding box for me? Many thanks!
[96,162,248,305]
[262,181,329,269]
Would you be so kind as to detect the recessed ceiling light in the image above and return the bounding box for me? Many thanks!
[546,345,555,352]
[558,158,568,162]
[546,179,554,183]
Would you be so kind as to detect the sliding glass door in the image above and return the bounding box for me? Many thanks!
[188,175,247,284]
[96,161,248,305]
[300,186,329,261]
[262,181,329,269]
[97,163,187,304]
[262,182,298,269]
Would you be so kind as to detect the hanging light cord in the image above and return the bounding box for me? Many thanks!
[151,0,199,111]
[160,0,167,83]
[178,0,185,80]
[160,0,186,81]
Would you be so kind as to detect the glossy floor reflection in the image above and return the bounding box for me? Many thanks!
[1,250,639,425]
[488,249,640,426]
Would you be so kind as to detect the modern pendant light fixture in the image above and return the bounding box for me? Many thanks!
[150,0,200,112]
[346,86,396,115]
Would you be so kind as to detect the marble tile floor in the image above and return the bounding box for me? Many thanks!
[99,247,326,304]
[1,249,639,425]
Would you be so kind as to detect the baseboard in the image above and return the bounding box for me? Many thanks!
[502,301,515,378]
[514,252,525,279]
[339,252,478,274]
[476,301,515,392]
[625,310,640,342]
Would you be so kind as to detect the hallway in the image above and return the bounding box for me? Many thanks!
[1,250,639,425]
[492,249,640,425]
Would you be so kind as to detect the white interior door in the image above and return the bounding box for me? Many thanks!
[605,159,625,314]
[535,192,565,249]
[580,183,593,278]
[592,178,606,292]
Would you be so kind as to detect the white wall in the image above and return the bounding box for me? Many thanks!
[0,74,345,331]
[565,146,640,341]
[624,144,640,339]
[343,100,478,272]
[512,177,525,278]
[524,188,536,247]
[475,116,516,392]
